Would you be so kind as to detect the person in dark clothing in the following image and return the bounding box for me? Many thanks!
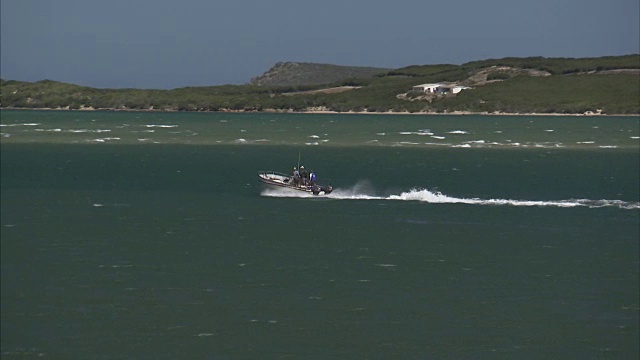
[299,166,309,185]
[292,167,300,186]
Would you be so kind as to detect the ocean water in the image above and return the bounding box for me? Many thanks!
[1,110,639,358]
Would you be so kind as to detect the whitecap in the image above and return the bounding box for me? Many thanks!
[145,124,178,128]
[0,123,40,127]
[309,135,320,138]
[431,136,446,140]
[423,142,451,146]
[66,129,112,133]
[448,130,469,134]
[88,137,121,142]
[400,131,433,136]
[391,142,418,146]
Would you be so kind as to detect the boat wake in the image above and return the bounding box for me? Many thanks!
[261,181,640,210]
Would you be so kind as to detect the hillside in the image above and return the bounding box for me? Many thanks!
[249,62,390,87]
[1,55,639,114]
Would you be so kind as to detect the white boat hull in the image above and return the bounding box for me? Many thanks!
[257,171,332,195]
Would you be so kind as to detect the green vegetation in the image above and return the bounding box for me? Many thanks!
[384,64,464,78]
[430,74,640,114]
[249,62,390,86]
[1,55,638,114]
[462,54,640,75]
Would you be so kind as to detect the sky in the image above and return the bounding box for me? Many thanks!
[2,0,639,89]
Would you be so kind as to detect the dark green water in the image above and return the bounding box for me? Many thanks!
[1,111,639,358]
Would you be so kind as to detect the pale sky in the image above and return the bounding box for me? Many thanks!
[2,0,639,89]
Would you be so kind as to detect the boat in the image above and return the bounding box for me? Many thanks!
[258,170,333,195]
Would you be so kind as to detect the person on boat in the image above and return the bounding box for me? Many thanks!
[309,170,316,185]
[292,167,301,186]
[300,166,308,185]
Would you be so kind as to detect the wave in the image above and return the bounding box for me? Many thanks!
[66,129,112,133]
[87,137,121,142]
[144,124,178,128]
[0,123,41,127]
[261,182,639,210]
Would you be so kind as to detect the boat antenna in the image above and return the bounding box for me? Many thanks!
[297,151,301,169]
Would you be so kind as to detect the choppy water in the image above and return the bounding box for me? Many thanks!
[1,110,639,358]
[1,110,639,149]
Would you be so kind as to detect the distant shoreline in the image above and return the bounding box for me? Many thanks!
[2,107,638,117]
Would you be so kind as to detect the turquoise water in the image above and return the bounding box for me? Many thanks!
[1,110,638,149]
[1,110,639,358]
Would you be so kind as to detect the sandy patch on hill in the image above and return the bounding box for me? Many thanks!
[281,86,361,96]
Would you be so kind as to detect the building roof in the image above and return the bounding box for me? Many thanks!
[413,83,444,88]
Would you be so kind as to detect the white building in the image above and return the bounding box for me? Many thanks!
[412,83,444,93]
[413,83,472,95]
[438,85,472,94]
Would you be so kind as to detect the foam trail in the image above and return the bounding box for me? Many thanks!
[261,188,315,198]
[262,184,639,210]
[386,190,639,209]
